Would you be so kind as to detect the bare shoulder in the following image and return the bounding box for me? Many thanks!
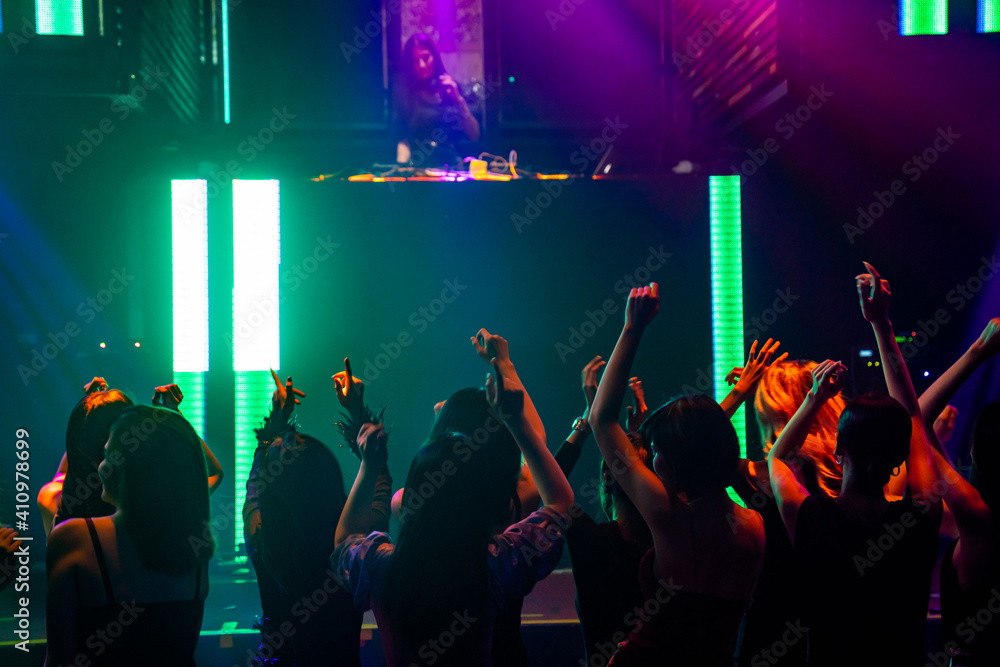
[732,505,767,554]
[47,518,91,570]
[48,518,89,550]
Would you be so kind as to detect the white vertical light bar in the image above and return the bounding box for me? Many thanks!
[171,180,209,436]
[232,179,280,560]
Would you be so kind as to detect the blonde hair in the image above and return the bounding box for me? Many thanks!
[754,360,844,497]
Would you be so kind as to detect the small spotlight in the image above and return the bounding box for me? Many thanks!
[508,76,515,83]
[134,342,141,348]
[99,342,106,349]
[603,164,612,174]
[923,371,930,377]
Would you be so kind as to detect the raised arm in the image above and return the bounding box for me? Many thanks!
[487,358,573,515]
[589,284,674,523]
[767,360,845,542]
[336,423,389,547]
[769,360,845,462]
[553,355,605,477]
[154,382,227,492]
[473,329,546,444]
[720,339,788,419]
[626,377,650,433]
[920,318,1000,435]
[38,453,68,536]
[244,372,303,540]
[858,263,938,506]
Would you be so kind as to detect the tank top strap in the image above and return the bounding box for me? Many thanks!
[85,517,116,604]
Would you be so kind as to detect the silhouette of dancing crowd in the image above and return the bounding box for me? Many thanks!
[7,263,999,666]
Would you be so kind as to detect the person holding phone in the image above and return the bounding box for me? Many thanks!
[393,32,480,168]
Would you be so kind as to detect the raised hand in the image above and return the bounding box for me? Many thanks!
[270,369,305,419]
[581,356,606,414]
[84,377,107,394]
[933,405,958,445]
[856,261,892,326]
[471,328,511,366]
[973,318,1000,358]
[730,339,789,393]
[811,359,846,403]
[625,283,659,330]
[332,357,365,416]
[485,358,524,423]
[439,74,461,102]
[152,383,184,411]
[626,377,649,433]
[358,423,388,468]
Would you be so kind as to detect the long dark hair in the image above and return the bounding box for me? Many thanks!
[639,394,740,494]
[258,432,347,595]
[59,390,133,521]
[383,388,521,649]
[397,32,448,118]
[104,406,212,573]
[428,387,522,524]
[384,432,495,651]
[401,32,447,85]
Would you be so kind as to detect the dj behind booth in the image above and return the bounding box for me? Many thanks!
[391,33,481,171]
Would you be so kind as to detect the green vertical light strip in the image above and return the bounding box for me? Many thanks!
[980,1,1000,32]
[710,175,745,506]
[171,180,209,437]
[232,180,280,559]
[900,1,948,35]
[234,370,272,562]
[221,0,231,123]
[36,0,84,35]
